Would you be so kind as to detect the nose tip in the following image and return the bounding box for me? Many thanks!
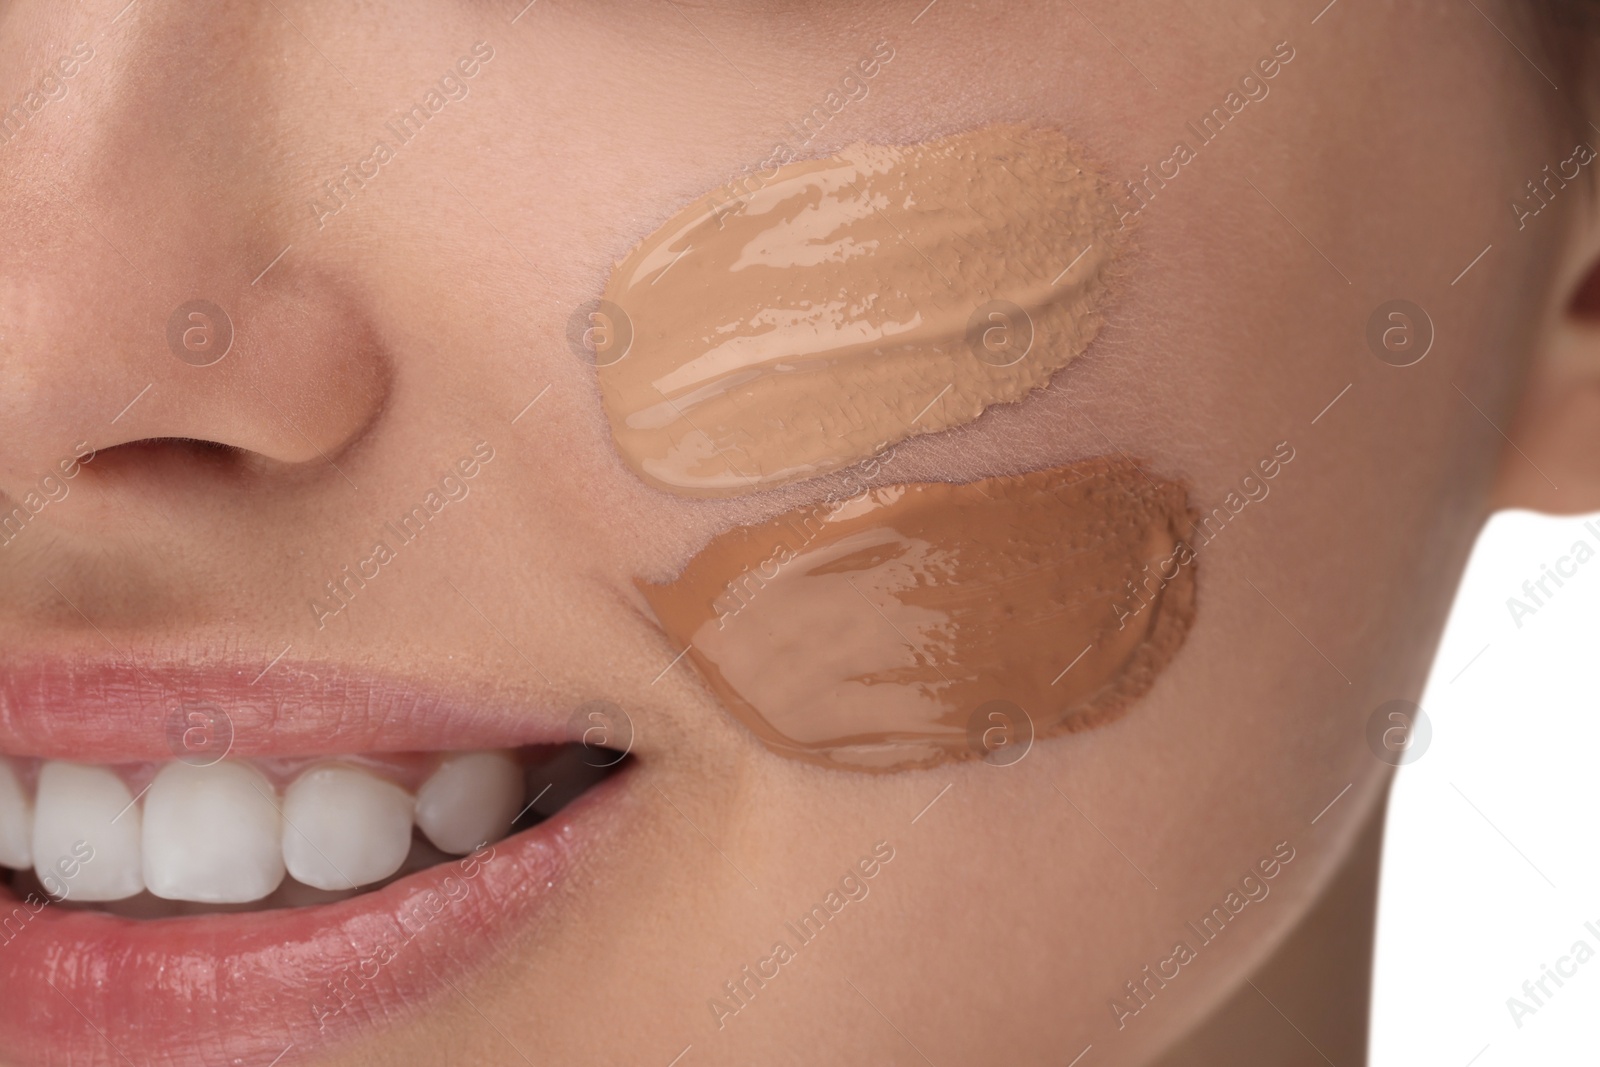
[0,4,392,508]
[0,262,390,486]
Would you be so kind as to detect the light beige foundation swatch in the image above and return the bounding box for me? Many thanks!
[596,125,1125,496]
[639,457,1197,772]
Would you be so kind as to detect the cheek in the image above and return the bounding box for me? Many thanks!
[595,125,1126,497]
[639,457,1197,772]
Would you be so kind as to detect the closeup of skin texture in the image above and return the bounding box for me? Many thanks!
[2,0,1599,1064]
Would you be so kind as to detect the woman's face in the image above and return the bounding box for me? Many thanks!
[0,1,1584,1064]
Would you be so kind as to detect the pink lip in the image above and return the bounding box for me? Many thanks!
[0,659,632,1066]
[0,659,576,762]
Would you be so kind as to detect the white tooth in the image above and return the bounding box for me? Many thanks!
[32,761,143,902]
[415,750,524,855]
[0,759,31,869]
[282,765,414,891]
[142,761,285,904]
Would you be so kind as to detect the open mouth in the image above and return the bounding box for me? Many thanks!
[0,660,635,1067]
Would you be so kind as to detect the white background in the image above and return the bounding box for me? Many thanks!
[1372,510,1600,1065]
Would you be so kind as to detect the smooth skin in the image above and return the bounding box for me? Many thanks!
[2,1,1598,1064]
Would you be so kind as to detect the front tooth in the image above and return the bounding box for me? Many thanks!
[142,761,286,904]
[415,751,524,855]
[282,765,413,891]
[32,761,144,902]
[0,759,31,869]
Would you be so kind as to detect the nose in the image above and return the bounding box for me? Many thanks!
[0,4,388,503]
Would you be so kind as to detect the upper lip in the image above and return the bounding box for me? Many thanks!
[0,657,579,762]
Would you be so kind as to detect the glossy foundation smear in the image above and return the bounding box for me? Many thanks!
[639,458,1197,772]
[596,125,1125,496]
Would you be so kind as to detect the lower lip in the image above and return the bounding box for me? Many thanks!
[0,766,629,1067]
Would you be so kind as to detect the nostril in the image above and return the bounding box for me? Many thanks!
[1568,258,1600,320]
[97,437,242,463]
[119,438,240,459]
[75,437,247,483]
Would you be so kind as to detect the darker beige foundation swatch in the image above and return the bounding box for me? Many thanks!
[639,457,1198,772]
[595,125,1125,497]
